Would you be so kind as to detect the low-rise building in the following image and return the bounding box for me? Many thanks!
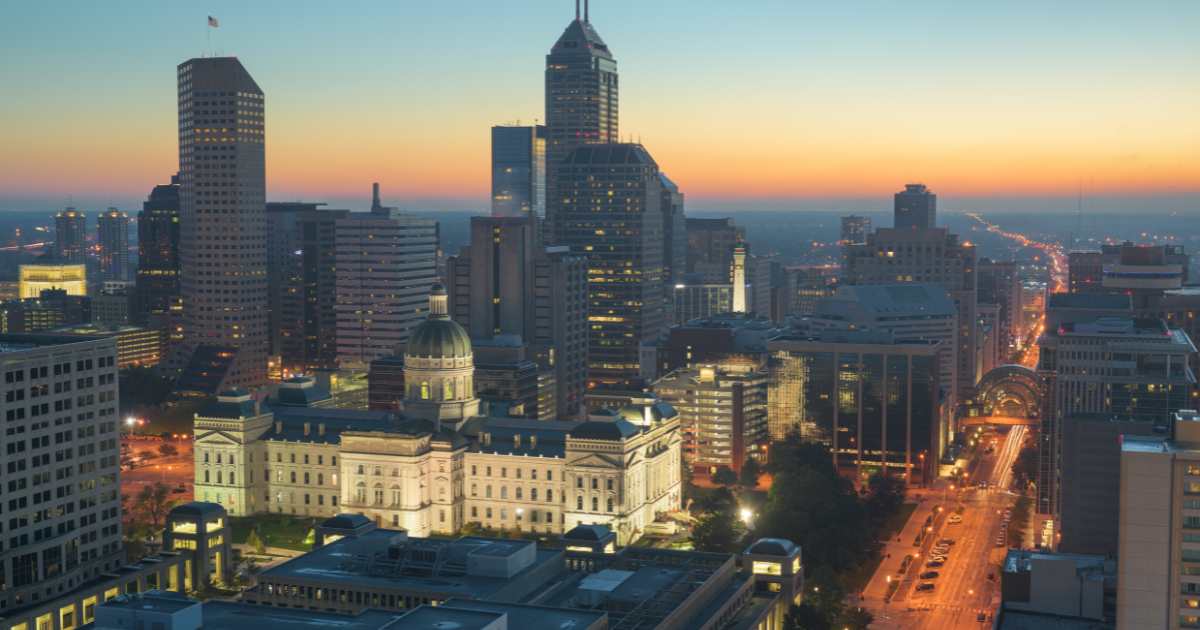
[653,361,768,475]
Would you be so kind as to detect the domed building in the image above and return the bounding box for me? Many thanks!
[401,284,480,429]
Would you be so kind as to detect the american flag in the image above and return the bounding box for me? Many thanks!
[207,15,219,28]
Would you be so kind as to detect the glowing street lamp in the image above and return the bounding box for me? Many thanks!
[739,508,753,525]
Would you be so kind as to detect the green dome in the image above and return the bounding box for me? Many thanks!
[405,283,471,359]
[405,317,472,359]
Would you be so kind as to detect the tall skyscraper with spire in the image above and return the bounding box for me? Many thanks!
[175,57,268,390]
[544,0,618,243]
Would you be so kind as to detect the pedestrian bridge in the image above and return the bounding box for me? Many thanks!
[960,415,1039,427]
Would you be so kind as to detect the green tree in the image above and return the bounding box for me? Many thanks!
[119,367,174,412]
[1012,445,1038,490]
[711,466,738,487]
[246,528,266,554]
[739,459,761,488]
[691,508,744,553]
[136,482,177,531]
[303,528,316,548]
[864,471,905,529]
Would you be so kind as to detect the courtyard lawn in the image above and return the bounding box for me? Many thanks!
[230,514,318,552]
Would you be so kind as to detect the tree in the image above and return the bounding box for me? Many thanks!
[158,442,179,457]
[739,459,761,488]
[1012,445,1038,490]
[246,528,266,554]
[711,466,738,487]
[136,482,177,531]
[691,508,744,553]
[119,367,174,412]
[864,471,905,529]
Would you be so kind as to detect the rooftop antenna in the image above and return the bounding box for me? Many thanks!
[575,0,580,20]
[584,0,589,22]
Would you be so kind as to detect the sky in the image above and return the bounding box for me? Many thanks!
[1,1,1198,215]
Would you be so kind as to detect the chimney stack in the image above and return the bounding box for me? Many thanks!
[304,422,311,436]
[371,182,382,212]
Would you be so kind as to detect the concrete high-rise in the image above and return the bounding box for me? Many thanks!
[96,208,130,282]
[557,144,665,389]
[334,186,438,369]
[0,334,124,618]
[653,362,769,475]
[894,183,936,230]
[977,258,1024,359]
[446,215,588,418]
[176,57,268,389]
[54,207,87,263]
[1118,410,1200,628]
[544,4,618,243]
[491,125,546,218]
[133,175,181,344]
[660,174,686,287]
[266,202,349,376]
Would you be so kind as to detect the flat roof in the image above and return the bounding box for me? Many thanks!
[0,333,109,353]
[198,601,408,629]
[259,529,561,597]
[439,599,607,629]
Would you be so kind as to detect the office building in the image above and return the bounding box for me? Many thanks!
[767,331,944,483]
[660,173,686,289]
[266,202,349,377]
[0,291,91,333]
[176,57,268,389]
[133,174,182,343]
[653,362,769,475]
[1038,316,1196,516]
[978,258,1024,358]
[686,218,744,283]
[780,265,839,318]
[671,279,733,325]
[644,313,782,382]
[843,219,977,407]
[473,337,554,421]
[0,334,124,622]
[96,208,130,282]
[18,262,87,298]
[54,207,87,263]
[491,125,546,218]
[997,550,1114,625]
[91,285,130,326]
[446,215,588,418]
[544,6,618,243]
[556,144,666,389]
[1059,413,1168,557]
[1118,410,1200,629]
[52,323,163,368]
[334,187,439,369]
[1163,288,1200,353]
[893,183,936,230]
[1068,242,1189,310]
[796,283,958,433]
[840,215,871,245]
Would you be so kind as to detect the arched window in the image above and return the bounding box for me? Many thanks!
[500,487,508,499]
[531,488,538,501]
[355,482,366,504]
[420,381,430,400]
[204,470,210,483]
[443,379,453,400]
[515,487,523,500]
[373,484,384,505]
[357,464,364,475]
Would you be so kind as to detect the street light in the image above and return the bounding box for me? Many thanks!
[739,508,753,525]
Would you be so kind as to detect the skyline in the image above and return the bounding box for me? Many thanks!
[2,1,1199,214]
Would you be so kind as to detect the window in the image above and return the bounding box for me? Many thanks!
[471,484,477,497]
[500,487,507,499]
[374,485,383,505]
[318,473,324,485]
[486,485,492,498]
[592,497,598,511]
[591,478,598,490]
[546,489,553,502]
[606,479,613,491]
[576,477,583,489]
[607,498,613,512]
[577,496,583,510]
[531,488,538,501]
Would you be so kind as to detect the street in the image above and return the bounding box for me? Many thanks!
[861,426,1026,628]
[120,436,195,514]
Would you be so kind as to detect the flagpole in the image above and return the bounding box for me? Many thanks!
[206,21,211,57]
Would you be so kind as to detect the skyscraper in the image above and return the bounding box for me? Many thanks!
[335,186,439,369]
[266,202,349,375]
[134,174,181,334]
[446,215,588,418]
[660,173,686,288]
[686,218,745,283]
[556,143,665,389]
[96,208,130,281]
[176,57,268,389]
[894,183,936,229]
[491,125,546,218]
[840,215,871,245]
[54,207,87,263]
[544,3,618,242]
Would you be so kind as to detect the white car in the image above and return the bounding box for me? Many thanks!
[948,514,963,524]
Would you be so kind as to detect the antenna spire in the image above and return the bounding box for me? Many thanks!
[575,0,580,20]
[584,0,589,22]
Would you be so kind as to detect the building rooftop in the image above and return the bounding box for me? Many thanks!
[267,407,401,444]
[460,415,581,457]
[438,599,606,630]
[1046,292,1132,311]
[995,609,1113,630]
[0,333,109,353]
[258,529,561,599]
[563,143,657,168]
[816,283,956,320]
[1002,549,1111,576]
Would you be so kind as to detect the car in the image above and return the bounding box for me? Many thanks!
[948,514,963,524]
[995,539,1006,548]
[916,582,936,592]
[930,555,947,563]
[926,560,944,568]
[919,571,940,579]
[938,538,956,545]
[977,612,988,622]
[171,486,187,494]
